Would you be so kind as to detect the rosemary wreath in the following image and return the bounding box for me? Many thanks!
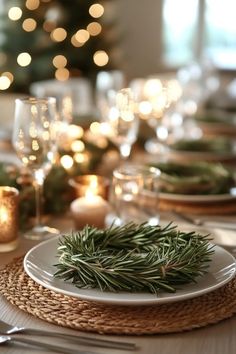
[54,223,214,294]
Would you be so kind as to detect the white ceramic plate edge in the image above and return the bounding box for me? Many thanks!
[23,236,236,306]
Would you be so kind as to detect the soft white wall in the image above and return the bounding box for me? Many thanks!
[114,0,164,80]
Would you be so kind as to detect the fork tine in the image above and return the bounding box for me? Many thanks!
[0,319,137,350]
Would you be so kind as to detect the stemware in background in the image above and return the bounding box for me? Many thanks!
[12,97,59,240]
[135,76,182,154]
[100,88,139,160]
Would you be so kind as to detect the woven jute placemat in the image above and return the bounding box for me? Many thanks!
[1,257,236,335]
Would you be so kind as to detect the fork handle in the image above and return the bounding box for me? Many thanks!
[21,328,136,350]
[10,336,94,354]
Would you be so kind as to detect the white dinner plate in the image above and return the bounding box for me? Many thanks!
[24,235,236,306]
[160,188,236,203]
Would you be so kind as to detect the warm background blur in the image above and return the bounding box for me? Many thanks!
[0,0,236,92]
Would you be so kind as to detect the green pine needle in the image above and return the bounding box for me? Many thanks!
[54,222,214,294]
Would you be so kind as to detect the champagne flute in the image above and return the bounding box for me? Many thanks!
[100,88,139,160]
[12,97,59,240]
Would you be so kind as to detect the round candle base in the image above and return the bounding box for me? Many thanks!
[0,238,19,253]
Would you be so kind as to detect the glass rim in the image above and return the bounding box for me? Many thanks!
[15,96,56,105]
[113,164,161,179]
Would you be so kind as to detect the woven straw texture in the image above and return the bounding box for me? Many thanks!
[1,257,236,335]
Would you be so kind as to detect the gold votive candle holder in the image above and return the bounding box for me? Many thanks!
[0,186,19,252]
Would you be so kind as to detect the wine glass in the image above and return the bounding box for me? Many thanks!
[12,97,59,240]
[99,88,139,160]
[138,76,182,154]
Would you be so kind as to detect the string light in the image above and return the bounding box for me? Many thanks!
[0,76,11,90]
[52,55,67,68]
[55,68,69,81]
[25,0,40,11]
[93,50,109,66]
[17,52,32,67]
[90,122,102,134]
[71,140,85,153]
[60,155,74,170]
[8,7,22,21]
[75,29,90,44]
[50,28,67,42]
[22,18,37,32]
[89,4,104,18]
[71,35,83,47]
[2,72,14,83]
[87,22,102,36]
[67,125,84,140]
[74,152,89,164]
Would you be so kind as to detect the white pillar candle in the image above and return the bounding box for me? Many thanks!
[70,195,110,230]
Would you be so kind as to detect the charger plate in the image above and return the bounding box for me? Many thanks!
[1,255,236,335]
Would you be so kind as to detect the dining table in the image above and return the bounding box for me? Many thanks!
[0,210,236,354]
[1,149,236,354]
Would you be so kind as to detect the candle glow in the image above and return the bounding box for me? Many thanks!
[0,187,19,252]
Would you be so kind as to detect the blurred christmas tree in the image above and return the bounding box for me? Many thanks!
[0,0,118,92]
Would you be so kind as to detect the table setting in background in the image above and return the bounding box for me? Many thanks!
[1,69,236,354]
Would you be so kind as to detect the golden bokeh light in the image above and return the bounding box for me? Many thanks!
[75,29,90,43]
[60,155,74,170]
[55,68,70,81]
[2,72,14,83]
[74,152,89,164]
[0,76,11,90]
[25,0,40,10]
[71,140,85,153]
[87,22,102,36]
[52,55,67,68]
[51,28,67,42]
[67,125,84,140]
[90,121,102,134]
[17,52,32,67]
[8,7,22,21]
[89,4,104,18]
[71,35,83,47]
[93,50,109,67]
[22,18,37,32]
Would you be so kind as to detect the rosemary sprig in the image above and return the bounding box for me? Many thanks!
[54,222,214,294]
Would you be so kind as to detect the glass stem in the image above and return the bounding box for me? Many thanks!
[34,182,42,227]
[33,169,45,227]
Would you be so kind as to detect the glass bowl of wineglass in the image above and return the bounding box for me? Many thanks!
[136,76,182,155]
[99,88,139,160]
[12,97,59,240]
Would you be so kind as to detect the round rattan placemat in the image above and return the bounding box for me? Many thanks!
[1,257,236,335]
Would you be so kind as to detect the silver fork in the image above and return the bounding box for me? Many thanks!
[0,319,136,351]
[0,334,94,354]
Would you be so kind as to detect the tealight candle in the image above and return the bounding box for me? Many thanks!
[69,174,109,200]
[0,186,19,252]
[70,194,110,229]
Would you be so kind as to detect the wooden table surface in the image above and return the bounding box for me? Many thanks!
[1,213,236,354]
